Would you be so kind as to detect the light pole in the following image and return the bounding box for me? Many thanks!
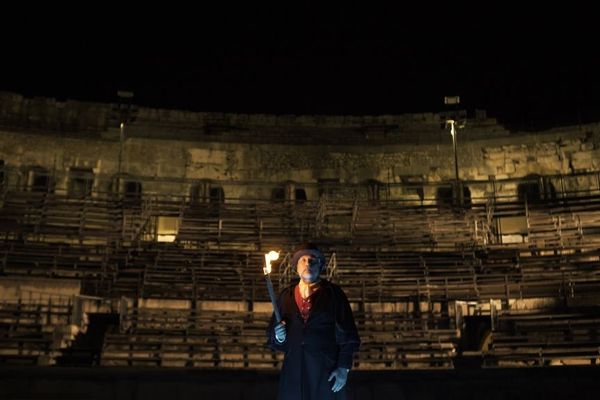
[444,96,465,206]
[118,121,125,175]
[447,119,460,182]
[114,90,135,176]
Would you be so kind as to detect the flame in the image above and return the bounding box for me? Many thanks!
[263,250,280,274]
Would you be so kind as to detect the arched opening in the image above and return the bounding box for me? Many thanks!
[272,182,306,204]
[295,188,307,203]
[209,186,225,204]
[518,180,541,203]
[518,175,556,203]
[271,187,285,202]
[124,180,142,205]
[366,179,382,203]
[190,180,210,205]
[436,186,454,207]
[436,184,471,208]
[462,186,472,208]
[455,315,492,368]
[190,180,224,210]
[29,166,52,193]
[68,167,94,198]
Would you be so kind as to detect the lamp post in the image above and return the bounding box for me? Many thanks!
[447,119,459,182]
[444,96,465,206]
[118,121,125,175]
[115,90,135,176]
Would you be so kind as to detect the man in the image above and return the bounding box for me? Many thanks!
[267,243,360,400]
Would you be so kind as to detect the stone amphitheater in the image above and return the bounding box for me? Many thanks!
[1,91,600,399]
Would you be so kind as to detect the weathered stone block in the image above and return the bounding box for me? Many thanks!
[484,149,505,160]
[536,155,561,170]
[188,148,228,165]
[571,151,593,170]
[558,139,582,153]
[505,161,516,174]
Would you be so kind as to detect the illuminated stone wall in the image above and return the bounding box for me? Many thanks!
[1,91,599,201]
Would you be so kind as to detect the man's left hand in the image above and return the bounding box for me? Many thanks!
[327,367,349,393]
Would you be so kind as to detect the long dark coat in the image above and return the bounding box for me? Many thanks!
[267,279,360,400]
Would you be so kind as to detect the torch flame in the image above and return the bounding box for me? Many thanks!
[263,250,280,274]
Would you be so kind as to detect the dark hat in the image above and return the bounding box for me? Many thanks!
[291,243,326,270]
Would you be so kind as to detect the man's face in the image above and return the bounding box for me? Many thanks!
[296,254,322,283]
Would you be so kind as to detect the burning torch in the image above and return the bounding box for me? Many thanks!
[263,250,281,323]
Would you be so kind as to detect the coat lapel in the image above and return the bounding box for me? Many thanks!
[305,281,331,324]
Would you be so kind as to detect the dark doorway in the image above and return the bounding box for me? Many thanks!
[209,187,225,204]
[68,168,94,198]
[56,313,119,366]
[30,167,52,193]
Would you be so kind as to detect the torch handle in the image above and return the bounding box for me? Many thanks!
[265,275,282,323]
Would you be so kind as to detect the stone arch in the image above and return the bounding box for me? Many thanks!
[436,186,454,207]
[209,186,225,204]
[190,180,224,205]
[68,167,94,198]
[436,183,471,208]
[272,181,306,203]
[28,166,53,193]
[518,174,556,203]
[295,187,307,203]
[365,179,383,203]
[124,179,142,206]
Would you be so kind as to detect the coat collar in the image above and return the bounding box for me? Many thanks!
[286,279,333,324]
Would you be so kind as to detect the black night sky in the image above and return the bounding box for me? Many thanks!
[2,5,599,130]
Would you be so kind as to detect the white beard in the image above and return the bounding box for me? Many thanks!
[302,272,314,281]
[300,271,319,283]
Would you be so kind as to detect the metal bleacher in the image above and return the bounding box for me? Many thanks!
[2,172,600,369]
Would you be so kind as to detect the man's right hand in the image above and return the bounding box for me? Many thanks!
[274,321,287,342]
